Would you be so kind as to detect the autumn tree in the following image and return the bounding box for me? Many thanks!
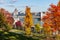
[0,8,14,25]
[0,8,14,31]
[0,12,6,28]
[42,1,60,35]
[24,6,34,35]
[15,21,22,29]
[35,23,42,33]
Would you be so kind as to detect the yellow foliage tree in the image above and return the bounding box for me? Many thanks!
[24,6,33,35]
[35,23,41,33]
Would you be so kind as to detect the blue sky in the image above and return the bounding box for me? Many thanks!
[0,0,58,13]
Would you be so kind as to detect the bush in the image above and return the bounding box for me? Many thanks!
[0,31,40,40]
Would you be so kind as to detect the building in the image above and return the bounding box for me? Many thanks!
[12,8,19,24]
[12,8,45,24]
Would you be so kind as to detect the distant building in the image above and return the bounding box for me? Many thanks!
[32,12,41,16]
[41,12,46,19]
[41,12,46,26]
[12,8,19,24]
[13,8,18,16]
[12,8,43,24]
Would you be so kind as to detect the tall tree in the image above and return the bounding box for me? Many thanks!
[42,1,60,34]
[24,6,34,35]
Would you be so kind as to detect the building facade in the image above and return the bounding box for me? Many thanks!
[12,8,45,24]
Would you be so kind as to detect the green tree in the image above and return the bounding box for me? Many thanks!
[0,12,6,28]
[35,23,42,33]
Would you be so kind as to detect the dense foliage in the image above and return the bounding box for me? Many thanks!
[42,1,60,33]
[0,8,14,31]
[0,31,40,40]
[24,6,34,35]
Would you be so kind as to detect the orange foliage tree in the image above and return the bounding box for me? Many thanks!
[24,6,33,35]
[42,1,60,34]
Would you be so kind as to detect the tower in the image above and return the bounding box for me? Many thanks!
[13,8,18,16]
[13,8,19,24]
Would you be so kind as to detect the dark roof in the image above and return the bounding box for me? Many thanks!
[18,12,25,16]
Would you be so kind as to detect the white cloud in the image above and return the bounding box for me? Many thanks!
[0,0,5,4]
[11,0,18,3]
[8,0,18,4]
[6,4,15,7]
[12,0,17,2]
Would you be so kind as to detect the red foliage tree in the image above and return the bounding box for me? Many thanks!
[15,21,22,27]
[0,8,14,25]
[42,1,60,32]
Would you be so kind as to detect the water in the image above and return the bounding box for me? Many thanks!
[19,18,42,25]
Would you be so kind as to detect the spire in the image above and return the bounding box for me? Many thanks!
[57,0,60,7]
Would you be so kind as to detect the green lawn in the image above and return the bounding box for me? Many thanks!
[0,29,53,40]
[0,29,43,40]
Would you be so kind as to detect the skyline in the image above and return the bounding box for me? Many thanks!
[0,0,59,13]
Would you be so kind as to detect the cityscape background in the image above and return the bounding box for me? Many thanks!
[12,8,42,25]
[0,0,59,25]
